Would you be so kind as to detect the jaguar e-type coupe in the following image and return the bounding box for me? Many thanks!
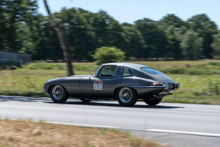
[43,63,180,106]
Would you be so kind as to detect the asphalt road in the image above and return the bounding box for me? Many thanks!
[0,95,220,147]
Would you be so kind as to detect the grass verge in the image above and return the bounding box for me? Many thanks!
[0,61,220,104]
[0,118,164,147]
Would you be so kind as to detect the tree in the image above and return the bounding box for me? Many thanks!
[180,30,203,60]
[0,0,38,52]
[159,14,188,29]
[43,0,74,76]
[56,8,96,61]
[135,18,168,60]
[211,32,220,59]
[158,15,188,59]
[188,14,218,58]
[164,26,182,59]
[93,47,125,65]
[122,26,146,59]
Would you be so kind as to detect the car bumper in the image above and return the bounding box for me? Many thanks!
[130,82,180,97]
[158,82,180,95]
[42,89,50,96]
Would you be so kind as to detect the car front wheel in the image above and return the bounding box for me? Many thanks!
[117,87,137,106]
[50,85,68,103]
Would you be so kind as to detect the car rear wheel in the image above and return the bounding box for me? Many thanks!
[144,96,163,106]
[117,87,137,106]
[80,99,92,103]
[50,85,68,103]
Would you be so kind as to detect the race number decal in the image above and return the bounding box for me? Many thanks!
[93,80,103,90]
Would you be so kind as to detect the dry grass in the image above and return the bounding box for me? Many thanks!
[0,119,164,147]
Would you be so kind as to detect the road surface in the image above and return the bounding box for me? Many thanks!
[0,95,220,147]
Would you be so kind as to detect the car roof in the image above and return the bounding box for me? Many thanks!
[101,62,149,69]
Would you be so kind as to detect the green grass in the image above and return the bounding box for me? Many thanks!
[24,60,220,75]
[132,60,220,75]
[162,74,220,104]
[0,60,220,104]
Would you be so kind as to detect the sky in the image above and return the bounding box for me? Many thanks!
[38,0,220,29]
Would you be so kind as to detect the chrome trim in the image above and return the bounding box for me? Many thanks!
[119,87,132,103]
[42,89,50,96]
[130,83,168,88]
[112,66,118,76]
[176,82,180,89]
[52,85,64,100]
[130,86,165,88]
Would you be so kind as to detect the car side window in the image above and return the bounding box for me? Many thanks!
[115,66,133,76]
[99,66,116,76]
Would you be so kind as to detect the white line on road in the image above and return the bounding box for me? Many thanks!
[2,117,220,137]
[1,117,119,129]
[147,129,220,137]
[49,122,119,129]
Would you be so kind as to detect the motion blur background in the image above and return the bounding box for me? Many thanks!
[0,0,220,104]
[1,0,220,61]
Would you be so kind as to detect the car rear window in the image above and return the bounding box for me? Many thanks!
[140,67,161,74]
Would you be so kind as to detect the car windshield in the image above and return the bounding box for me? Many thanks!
[140,67,161,74]
[94,66,102,76]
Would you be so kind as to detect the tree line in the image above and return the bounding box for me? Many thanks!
[1,0,220,61]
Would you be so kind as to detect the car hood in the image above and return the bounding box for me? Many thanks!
[70,75,91,77]
[45,75,91,84]
[151,74,175,83]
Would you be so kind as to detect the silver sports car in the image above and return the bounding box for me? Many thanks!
[43,63,180,106]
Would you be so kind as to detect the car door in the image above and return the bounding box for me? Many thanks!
[86,65,117,97]
[109,66,134,91]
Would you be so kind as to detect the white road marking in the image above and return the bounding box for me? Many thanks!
[49,122,119,129]
[0,117,118,129]
[147,129,220,137]
[1,117,220,137]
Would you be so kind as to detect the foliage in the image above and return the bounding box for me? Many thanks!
[93,47,125,65]
[188,14,218,58]
[211,33,220,59]
[0,1,219,61]
[26,62,98,71]
[0,0,38,52]
[180,30,203,59]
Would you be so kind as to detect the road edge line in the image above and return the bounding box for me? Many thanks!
[147,129,220,137]
[49,121,119,129]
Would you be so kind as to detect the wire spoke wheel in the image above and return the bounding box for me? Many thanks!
[50,85,68,103]
[119,88,132,103]
[52,85,64,100]
[117,87,137,106]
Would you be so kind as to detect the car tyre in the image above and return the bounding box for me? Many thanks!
[144,96,162,106]
[117,87,137,106]
[50,85,68,103]
[80,99,92,103]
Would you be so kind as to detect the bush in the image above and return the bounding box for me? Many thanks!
[26,63,66,70]
[93,47,125,65]
[159,66,220,75]
[208,62,220,67]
